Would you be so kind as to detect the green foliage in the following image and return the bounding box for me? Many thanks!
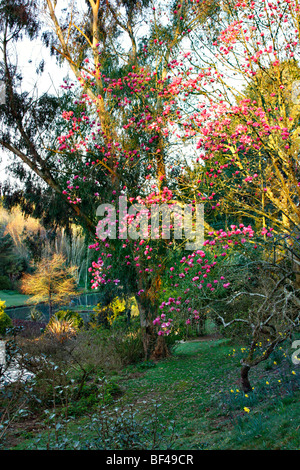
[110,314,129,330]
[27,306,44,323]
[0,300,12,336]
[107,296,126,325]
[90,297,127,328]
[135,360,156,371]
[0,226,24,283]
[74,403,177,450]
[29,401,177,450]
[89,304,110,328]
[91,296,130,328]
[113,329,144,365]
[0,227,15,273]
[65,377,122,418]
[49,309,84,330]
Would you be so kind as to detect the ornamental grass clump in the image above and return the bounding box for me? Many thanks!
[44,315,77,344]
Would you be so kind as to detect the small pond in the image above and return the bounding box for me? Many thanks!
[5,292,105,322]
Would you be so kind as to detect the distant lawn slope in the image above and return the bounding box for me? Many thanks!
[0,290,32,307]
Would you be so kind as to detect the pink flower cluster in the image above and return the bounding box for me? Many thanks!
[153,313,173,336]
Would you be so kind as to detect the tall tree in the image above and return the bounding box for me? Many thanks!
[2,0,221,358]
[37,0,220,358]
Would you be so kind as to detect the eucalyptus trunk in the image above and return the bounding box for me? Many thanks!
[136,294,169,361]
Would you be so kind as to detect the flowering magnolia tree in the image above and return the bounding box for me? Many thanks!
[51,0,300,382]
[158,0,300,238]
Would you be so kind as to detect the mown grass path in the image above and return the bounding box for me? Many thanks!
[118,338,300,450]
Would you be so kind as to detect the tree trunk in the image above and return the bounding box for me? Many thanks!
[241,364,252,393]
[151,334,170,360]
[49,299,53,322]
[136,296,169,361]
[196,316,206,337]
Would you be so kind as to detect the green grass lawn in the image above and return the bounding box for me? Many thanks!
[0,290,32,307]
[9,337,300,450]
[116,339,300,450]
[117,340,300,450]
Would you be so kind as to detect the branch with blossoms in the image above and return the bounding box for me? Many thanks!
[152,223,300,390]
[152,223,272,336]
[145,0,300,234]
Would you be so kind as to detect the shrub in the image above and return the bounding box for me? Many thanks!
[29,402,178,450]
[27,307,45,323]
[65,377,122,418]
[113,329,144,365]
[51,310,84,330]
[0,300,12,336]
[106,296,126,325]
[68,326,144,372]
[111,313,128,330]
[45,315,77,343]
[90,304,110,328]
[91,297,130,328]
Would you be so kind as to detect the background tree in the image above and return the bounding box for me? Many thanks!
[21,253,79,320]
[0,223,25,288]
